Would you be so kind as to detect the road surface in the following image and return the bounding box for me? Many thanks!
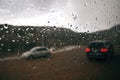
[0,46,120,80]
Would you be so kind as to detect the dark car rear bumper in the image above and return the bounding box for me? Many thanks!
[86,53,109,59]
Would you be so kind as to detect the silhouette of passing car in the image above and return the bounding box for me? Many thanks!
[21,46,52,60]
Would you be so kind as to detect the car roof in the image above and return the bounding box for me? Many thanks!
[30,46,48,51]
[90,40,110,43]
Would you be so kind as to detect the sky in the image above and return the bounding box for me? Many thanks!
[0,0,120,32]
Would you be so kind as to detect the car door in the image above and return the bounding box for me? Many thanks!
[35,48,48,57]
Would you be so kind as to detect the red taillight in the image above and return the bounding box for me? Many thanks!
[100,48,108,53]
[85,48,90,53]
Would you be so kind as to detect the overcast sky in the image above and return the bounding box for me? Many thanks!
[0,0,120,32]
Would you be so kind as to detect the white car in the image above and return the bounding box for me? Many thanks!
[21,46,52,60]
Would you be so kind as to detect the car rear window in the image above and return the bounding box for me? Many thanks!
[88,42,104,48]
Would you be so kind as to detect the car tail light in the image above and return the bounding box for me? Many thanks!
[85,48,90,53]
[100,48,108,53]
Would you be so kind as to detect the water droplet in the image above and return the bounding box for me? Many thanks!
[48,21,50,23]
[82,37,85,39]
[87,30,89,33]
[84,27,86,29]
[7,49,11,51]
[17,34,21,38]
[33,40,36,42]
[53,26,57,30]
[75,27,78,29]
[70,25,72,27]
[6,31,9,33]
[31,28,34,30]
[1,44,4,46]
[32,66,36,70]
[94,1,97,4]
[26,41,29,44]
[2,35,5,38]
[26,28,29,31]
[0,28,3,30]
[12,40,15,42]
[96,17,98,21]
[84,3,87,7]
[37,38,39,40]
[4,25,8,29]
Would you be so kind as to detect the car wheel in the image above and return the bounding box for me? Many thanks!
[47,53,51,57]
[28,55,34,60]
[87,57,93,61]
[106,54,113,62]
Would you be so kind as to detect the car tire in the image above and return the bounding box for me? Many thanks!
[28,55,34,60]
[87,56,93,61]
[47,53,50,57]
[105,53,113,62]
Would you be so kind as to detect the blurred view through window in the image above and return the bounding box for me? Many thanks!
[0,0,120,80]
[0,0,120,52]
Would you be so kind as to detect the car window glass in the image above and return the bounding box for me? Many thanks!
[36,48,48,51]
[88,42,104,48]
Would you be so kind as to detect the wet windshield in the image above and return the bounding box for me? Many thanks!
[0,0,120,80]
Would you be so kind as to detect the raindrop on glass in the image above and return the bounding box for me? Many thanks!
[0,28,3,30]
[26,41,29,44]
[96,17,98,21]
[48,21,50,23]
[70,25,72,27]
[4,25,8,29]
[7,49,11,51]
[12,40,15,42]
[53,26,57,30]
[6,31,9,33]
[1,44,4,46]
[84,3,87,7]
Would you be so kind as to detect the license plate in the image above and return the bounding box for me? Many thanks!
[96,53,99,55]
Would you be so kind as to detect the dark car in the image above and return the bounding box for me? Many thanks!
[85,40,114,60]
